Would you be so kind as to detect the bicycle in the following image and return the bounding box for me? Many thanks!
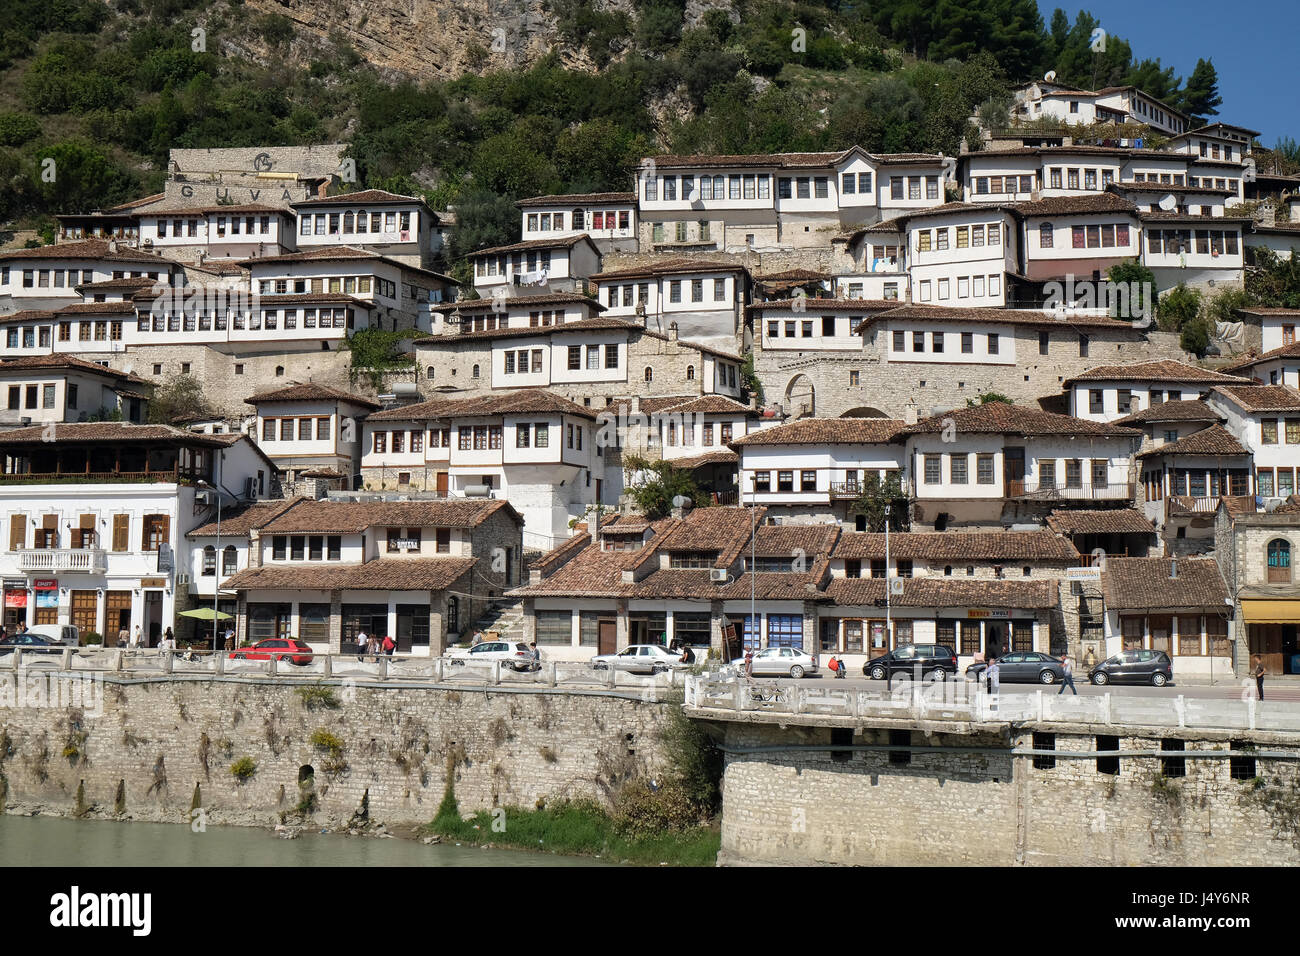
[748,682,788,705]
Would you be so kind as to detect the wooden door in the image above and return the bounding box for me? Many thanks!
[436,472,449,496]
[598,619,616,655]
[1004,448,1025,497]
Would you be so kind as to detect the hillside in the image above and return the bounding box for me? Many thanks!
[0,0,1287,273]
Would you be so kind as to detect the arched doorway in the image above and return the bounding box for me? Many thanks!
[785,374,815,418]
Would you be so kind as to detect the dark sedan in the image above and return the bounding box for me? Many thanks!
[862,644,958,681]
[1089,649,1173,687]
[966,652,1064,685]
[0,633,69,656]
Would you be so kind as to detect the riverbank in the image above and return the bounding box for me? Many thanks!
[427,800,721,866]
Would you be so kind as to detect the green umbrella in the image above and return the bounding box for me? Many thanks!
[178,608,233,621]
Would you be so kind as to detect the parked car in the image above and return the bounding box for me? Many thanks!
[0,632,71,657]
[229,638,314,666]
[863,644,958,681]
[591,644,688,674]
[1089,649,1173,687]
[966,652,1064,685]
[449,640,539,672]
[23,624,78,645]
[728,646,820,678]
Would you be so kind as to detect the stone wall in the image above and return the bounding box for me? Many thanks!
[715,719,1300,865]
[0,678,671,828]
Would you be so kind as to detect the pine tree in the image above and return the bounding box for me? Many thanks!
[1179,58,1223,126]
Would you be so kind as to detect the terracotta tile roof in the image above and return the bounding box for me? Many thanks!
[468,234,595,257]
[730,417,903,447]
[1220,343,1300,376]
[901,402,1140,438]
[0,355,140,382]
[516,192,635,207]
[654,506,765,562]
[1045,509,1155,535]
[1211,384,1300,412]
[666,449,739,469]
[258,498,519,533]
[1233,307,1300,318]
[52,301,140,315]
[187,498,302,537]
[293,189,429,207]
[225,293,374,309]
[646,150,849,169]
[604,396,700,417]
[1012,194,1138,217]
[73,277,157,292]
[1139,212,1252,224]
[424,315,741,360]
[1113,399,1220,426]
[1102,557,1228,610]
[825,577,1059,609]
[751,523,840,558]
[0,239,163,264]
[512,546,646,597]
[245,383,381,409]
[1136,424,1249,458]
[532,531,592,576]
[0,422,227,446]
[451,292,602,313]
[237,247,455,281]
[1273,495,1300,515]
[855,304,1139,331]
[833,530,1077,562]
[135,204,290,216]
[657,395,753,415]
[592,257,748,282]
[223,557,476,592]
[366,389,596,422]
[755,268,830,282]
[1064,360,1248,385]
[1110,182,1235,196]
[749,298,897,313]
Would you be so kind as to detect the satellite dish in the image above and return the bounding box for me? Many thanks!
[1044,71,1057,83]
[1158,194,1178,211]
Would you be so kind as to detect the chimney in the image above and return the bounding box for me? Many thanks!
[667,321,678,342]
[630,395,640,415]
[904,400,919,426]
[1170,559,1178,579]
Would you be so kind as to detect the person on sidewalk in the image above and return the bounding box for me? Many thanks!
[382,634,396,658]
[987,658,1001,697]
[1058,654,1078,695]
[355,629,368,662]
[1253,654,1266,701]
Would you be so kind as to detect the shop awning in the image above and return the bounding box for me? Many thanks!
[1241,599,1300,624]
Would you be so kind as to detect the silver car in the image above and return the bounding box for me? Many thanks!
[734,646,819,679]
[591,644,688,674]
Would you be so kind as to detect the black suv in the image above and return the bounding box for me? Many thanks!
[863,644,958,681]
[1089,649,1173,687]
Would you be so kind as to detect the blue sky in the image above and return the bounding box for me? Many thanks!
[1036,0,1295,145]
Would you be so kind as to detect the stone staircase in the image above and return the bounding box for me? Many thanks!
[469,599,526,641]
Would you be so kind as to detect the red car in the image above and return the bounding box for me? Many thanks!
[229,639,314,666]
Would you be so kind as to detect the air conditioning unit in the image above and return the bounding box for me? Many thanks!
[709,568,728,583]
[244,476,257,498]
[142,238,153,247]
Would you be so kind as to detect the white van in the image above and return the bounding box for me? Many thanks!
[21,624,79,645]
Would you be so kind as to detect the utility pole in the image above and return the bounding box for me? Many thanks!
[885,502,892,647]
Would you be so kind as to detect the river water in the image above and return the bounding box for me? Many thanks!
[0,815,607,867]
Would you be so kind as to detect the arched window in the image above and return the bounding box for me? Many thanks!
[644,367,653,383]
[275,365,285,377]
[343,211,354,232]
[686,365,695,380]
[472,364,481,379]
[202,546,216,575]
[1267,539,1292,583]
[572,208,584,230]
[356,210,368,234]
[427,366,436,380]
[222,545,238,575]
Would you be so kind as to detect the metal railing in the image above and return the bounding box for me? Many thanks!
[1007,480,1134,501]
[3,647,685,698]
[683,675,1300,733]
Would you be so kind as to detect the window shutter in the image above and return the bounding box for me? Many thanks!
[112,514,129,552]
[158,515,170,548]
[80,513,95,529]
[42,514,57,529]
[9,514,23,551]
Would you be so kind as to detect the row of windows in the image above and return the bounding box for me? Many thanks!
[8,513,169,552]
[1047,167,1117,190]
[922,454,998,485]
[650,221,711,244]
[766,315,857,339]
[915,222,1003,252]
[664,420,734,447]
[200,545,240,575]
[892,328,1000,355]
[525,210,630,232]
[262,417,332,443]
[1258,469,1300,499]
[1261,419,1300,445]
[504,349,544,375]
[1146,229,1240,256]
[256,276,400,298]
[159,215,274,238]
[1119,614,1231,656]
[1038,222,1131,249]
[476,250,552,277]
[133,308,353,333]
[299,210,411,236]
[5,268,97,288]
[564,344,619,371]
[971,175,1036,195]
[916,274,1001,303]
[1142,468,1251,501]
[645,174,774,202]
[270,535,344,561]
[5,383,61,410]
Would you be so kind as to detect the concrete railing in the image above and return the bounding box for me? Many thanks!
[683,675,1300,733]
[4,647,685,697]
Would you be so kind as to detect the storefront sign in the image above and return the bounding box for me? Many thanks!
[140,579,165,588]
[32,579,57,590]
[1065,567,1102,581]
[4,590,27,609]
[967,609,1012,619]
[35,591,58,608]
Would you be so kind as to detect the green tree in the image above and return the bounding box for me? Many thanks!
[1156,283,1202,333]
[624,457,700,521]
[1178,58,1222,126]
[850,472,910,532]
[147,374,209,424]
[1244,248,1300,308]
[31,141,137,214]
[1107,260,1158,321]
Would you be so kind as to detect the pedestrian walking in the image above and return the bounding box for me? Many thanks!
[1253,654,1266,701]
[987,658,1001,696]
[382,634,396,657]
[116,624,129,648]
[130,625,141,649]
[743,646,754,680]
[224,626,235,651]
[367,633,380,662]
[1058,653,1078,695]
[355,629,368,662]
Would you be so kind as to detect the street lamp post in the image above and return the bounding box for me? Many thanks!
[884,502,892,647]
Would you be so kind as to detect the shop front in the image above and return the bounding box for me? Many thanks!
[1241,598,1300,676]
[3,579,28,632]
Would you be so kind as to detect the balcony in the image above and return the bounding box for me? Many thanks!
[829,482,865,500]
[18,548,107,574]
[1007,480,1134,501]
